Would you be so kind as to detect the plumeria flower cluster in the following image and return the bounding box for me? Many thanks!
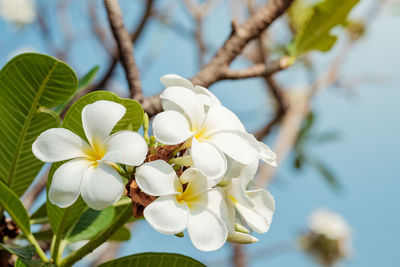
[300,209,352,266]
[135,74,277,251]
[32,74,277,252]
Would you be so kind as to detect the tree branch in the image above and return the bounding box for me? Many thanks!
[104,0,143,101]
[220,57,291,80]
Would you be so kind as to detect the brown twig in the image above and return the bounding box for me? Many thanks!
[22,168,49,211]
[232,244,247,267]
[104,0,143,101]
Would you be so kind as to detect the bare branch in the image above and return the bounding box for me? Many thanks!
[232,244,247,267]
[104,0,142,101]
[220,57,291,80]
[22,169,49,211]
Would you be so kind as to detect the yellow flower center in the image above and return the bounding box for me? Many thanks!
[84,138,106,163]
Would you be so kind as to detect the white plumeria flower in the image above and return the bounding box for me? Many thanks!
[32,100,148,210]
[159,74,278,169]
[153,78,264,180]
[0,0,36,25]
[308,209,351,240]
[224,176,275,234]
[160,74,221,108]
[135,160,230,251]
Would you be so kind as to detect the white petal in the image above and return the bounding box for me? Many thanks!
[179,168,216,196]
[203,189,234,234]
[200,105,245,138]
[135,160,182,196]
[187,205,228,251]
[152,111,193,145]
[102,130,148,166]
[192,85,221,107]
[246,189,275,229]
[223,157,258,187]
[144,195,189,235]
[191,138,227,180]
[82,100,126,147]
[258,141,277,166]
[81,162,125,210]
[226,179,269,233]
[160,86,205,130]
[32,128,90,162]
[209,131,259,164]
[160,74,193,89]
[48,159,90,208]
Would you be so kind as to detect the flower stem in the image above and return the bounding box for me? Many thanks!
[142,113,150,145]
[26,233,48,262]
[59,203,132,267]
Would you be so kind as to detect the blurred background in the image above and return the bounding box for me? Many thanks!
[0,0,399,266]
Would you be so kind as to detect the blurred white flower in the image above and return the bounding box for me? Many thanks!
[301,209,352,266]
[153,74,276,180]
[32,100,148,210]
[135,160,229,251]
[308,209,351,240]
[0,0,36,25]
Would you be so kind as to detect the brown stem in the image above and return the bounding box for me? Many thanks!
[104,0,143,101]
[232,244,247,267]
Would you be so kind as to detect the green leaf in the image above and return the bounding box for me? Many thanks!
[77,66,100,92]
[32,229,53,242]
[54,65,100,113]
[287,0,313,33]
[98,253,206,267]
[0,180,32,235]
[109,226,131,242]
[15,257,55,267]
[67,207,115,243]
[47,91,143,238]
[0,243,35,259]
[30,203,48,224]
[0,53,77,196]
[310,159,341,190]
[293,0,360,55]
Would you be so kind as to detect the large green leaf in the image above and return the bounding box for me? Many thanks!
[0,53,77,196]
[99,253,206,267]
[0,180,32,235]
[0,243,35,259]
[67,206,115,243]
[47,91,144,238]
[293,0,360,56]
[15,257,55,267]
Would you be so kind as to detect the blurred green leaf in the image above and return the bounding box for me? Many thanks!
[54,65,100,113]
[310,159,341,190]
[288,0,313,33]
[109,226,131,242]
[0,53,77,196]
[0,243,35,259]
[292,0,360,56]
[30,203,47,224]
[15,257,55,267]
[67,207,115,243]
[99,253,206,267]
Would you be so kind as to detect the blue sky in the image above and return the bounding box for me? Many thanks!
[0,0,399,266]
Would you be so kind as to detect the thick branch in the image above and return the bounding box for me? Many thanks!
[191,0,294,87]
[104,0,142,101]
